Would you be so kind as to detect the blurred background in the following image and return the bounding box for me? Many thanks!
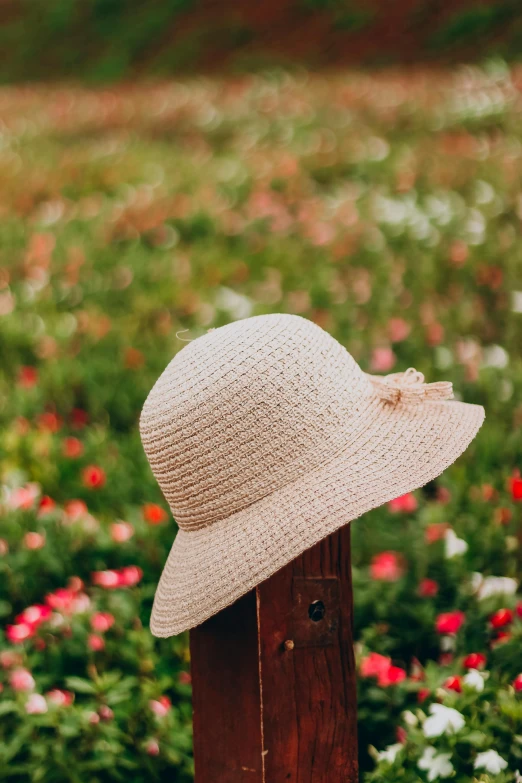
[1,3,522,782]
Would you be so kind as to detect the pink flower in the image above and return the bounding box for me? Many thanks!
[387,318,410,343]
[25,693,48,714]
[46,689,74,706]
[0,539,8,556]
[45,588,74,612]
[71,592,91,614]
[145,739,160,756]
[370,347,396,373]
[388,493,418,513]
[23,532,45,550]
[435,611,465,635]
[88,634,105,652]
[179,671,191,685]
[0,650,22,668]
[370,551,404,582]
[64,500,88,522]
[419,578,439,598]
[16,604,52,627]
[90,612,115,633]
[6,622,35,643]
[88,711,100,724]
[118,566,143,587]
[8,484,40,511]
[149,696,171,718]
[99,705,113,721]
[92,570,120,589]
[10,668,35,691]
[110,522,134,543]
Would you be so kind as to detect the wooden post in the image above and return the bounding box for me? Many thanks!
[189,524,358,783]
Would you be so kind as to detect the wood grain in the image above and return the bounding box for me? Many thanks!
[190,525,358,783]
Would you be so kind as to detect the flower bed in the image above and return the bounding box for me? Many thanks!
[1,65,522,781]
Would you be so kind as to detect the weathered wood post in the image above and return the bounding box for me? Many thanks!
[190,524,358,783]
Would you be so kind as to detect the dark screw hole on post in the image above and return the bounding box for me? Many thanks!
[308,600,326,623]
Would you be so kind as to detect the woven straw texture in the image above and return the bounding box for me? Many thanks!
[140,313,485,637]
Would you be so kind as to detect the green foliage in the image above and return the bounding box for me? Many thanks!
[0,65,522,780]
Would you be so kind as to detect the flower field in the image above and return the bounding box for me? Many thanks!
[1,63,522,781]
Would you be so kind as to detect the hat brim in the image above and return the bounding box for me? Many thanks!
[150,396,484,637]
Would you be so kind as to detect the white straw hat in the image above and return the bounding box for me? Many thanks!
[140,313,484,637]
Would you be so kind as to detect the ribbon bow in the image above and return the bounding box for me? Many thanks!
[369,367,453,406]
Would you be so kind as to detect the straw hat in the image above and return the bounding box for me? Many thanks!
[140,313,484,637]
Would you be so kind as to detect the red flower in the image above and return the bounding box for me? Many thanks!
[62,437,84,459]
[435,611,465,635]
[418,688,430,703]
[425,523,449,544]
[179,671,191,685]
[511,477,522,501]
[37,412,62,433]
[388,493,417,514]
[370,551,405,582]
[513,674,522,692]
[82,465,106,489]
[71,408,89,429]
[490,608,513,629]
[143,503,168,525]
[493,630,512,645]
[444,675,462,693]
[463,652,486,670]
[18,366,38,388]
[396,726,407,744]
[359,652,406,687]
[38,495,56,516]
[419,578,439,597]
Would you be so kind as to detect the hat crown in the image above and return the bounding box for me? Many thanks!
[140,313,372,530]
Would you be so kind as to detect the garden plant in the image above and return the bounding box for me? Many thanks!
[0,63,522,781]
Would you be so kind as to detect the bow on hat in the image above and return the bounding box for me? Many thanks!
[369,367,454,406]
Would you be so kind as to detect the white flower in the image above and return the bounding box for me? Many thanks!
[25,693,48,715]
[445,529,468,558]
[474,749,508,774]
[418,747,454,781]
[376,743,403,764]
[402,709,418,727]
[423,704,465,738]
[472,573,518,600]
[463,668,485,692]
[482,344,509,369]
[215,287,253,320]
